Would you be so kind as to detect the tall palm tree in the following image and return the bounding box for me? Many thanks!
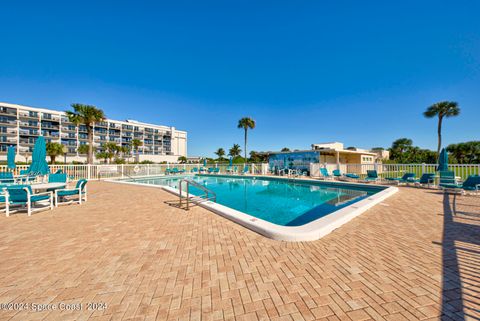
[66,103,106,164]
[215,148,225,160]
[229,144,242,158]
[237,117,256,162]
[130,139,143,162]
[423,101,460,156]
[46,142,65,163]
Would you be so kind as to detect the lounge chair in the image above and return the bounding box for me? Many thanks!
[213,167,220,174]
[333,169,342,178]
[439,171,457,187]
[440,175,480,194]
[0,172,14,184]
[191,167,199,173]
[207,167,214,174]
[319,168,333,180]
[332,169,359,181]
[364,170,379,183]
[5,185,53,216]
[385,172,416,184]
[414,173,435,188]
[55,179,88,206]
[242,166,249,175]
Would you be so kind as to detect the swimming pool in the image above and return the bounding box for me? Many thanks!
[111,174,398,241]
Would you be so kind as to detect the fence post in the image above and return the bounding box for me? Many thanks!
[147,164,150,176]
[87,164,91,180]
[422,163,426,176]
[121,164,124,178]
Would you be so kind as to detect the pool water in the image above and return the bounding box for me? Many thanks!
[124,175,383,226]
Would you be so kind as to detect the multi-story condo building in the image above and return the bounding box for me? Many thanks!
[0,102,187,163]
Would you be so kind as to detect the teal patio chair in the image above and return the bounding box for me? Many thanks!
[320,168,333,180]
[55,179,88,206]
[439,171,456,187]
[5,185,53,216]
[414,173,436,188]
[47,173,68,192]
[333,169,342,178]
[213,167,220,174]
[191,167,199,173]
[385,172,416,184]
[0,172,14,184]
[364,170,378,182]
[440,175,480,194]
[242,166,250,175]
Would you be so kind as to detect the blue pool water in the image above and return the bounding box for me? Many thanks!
[123,175,385,226]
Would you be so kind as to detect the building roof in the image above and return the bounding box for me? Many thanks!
[0,101,187,133]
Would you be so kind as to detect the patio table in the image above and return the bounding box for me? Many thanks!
[30,183,66,192]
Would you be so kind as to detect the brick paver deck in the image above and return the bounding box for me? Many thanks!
[0,182,479,321]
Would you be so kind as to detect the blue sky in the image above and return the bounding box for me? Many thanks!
[1,1,479,157]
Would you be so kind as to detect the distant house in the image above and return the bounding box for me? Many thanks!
[268,142,379,174]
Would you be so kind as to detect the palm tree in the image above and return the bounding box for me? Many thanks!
[237,117,256,162]
[46,142,65,163]
[229,144,242,158]
[178,156,187,163]
[215,148,226,161]
[66,103,106,164]
[103,142,120,163]
[281,147,290,152]
[423,101,460,156]
[130,139,143,163]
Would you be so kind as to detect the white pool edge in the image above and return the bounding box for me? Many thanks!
[107,177,398,242]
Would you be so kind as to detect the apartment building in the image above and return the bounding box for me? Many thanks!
[0,102,187,163]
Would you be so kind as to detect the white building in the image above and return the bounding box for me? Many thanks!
[0,102,187,163]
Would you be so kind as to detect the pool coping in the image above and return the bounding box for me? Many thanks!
[107,175,398,242]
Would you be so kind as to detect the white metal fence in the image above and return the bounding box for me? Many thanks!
[310,163,480,180]
[2,163,479,181]
[0,163,268,180]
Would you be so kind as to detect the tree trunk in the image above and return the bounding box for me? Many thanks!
[437,116,443,157]
[51,155,56,163]
[87,126,93,164]
[244,128,247,163]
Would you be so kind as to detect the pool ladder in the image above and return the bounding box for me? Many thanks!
[178,179,217,210]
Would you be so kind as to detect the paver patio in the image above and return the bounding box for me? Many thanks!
[0,181,479,321]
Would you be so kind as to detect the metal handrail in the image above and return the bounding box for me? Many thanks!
[179,179,217,210]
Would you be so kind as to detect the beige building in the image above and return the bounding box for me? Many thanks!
[0,102,187,163]
[311,142,377,166]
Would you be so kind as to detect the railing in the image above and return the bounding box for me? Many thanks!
[178,179,216,210]
[0,163,268,181]
[310,163,480,180]
[1,162,478,182]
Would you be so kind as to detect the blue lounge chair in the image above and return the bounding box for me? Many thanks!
[191,167,199,173]
[213,167,220,174]
[242,166,249,175]
[320,168,332,179]
[207,167,214,174]
[5,185,53,216]
[439,171,456,187]
[332,169,359,180]
[440,175,480,194]
[333,169,342,178]
[364,170,379,182]
[55,179,88,206]
[414,173,435,188]
[385,172,416,184]
[0,172,14,184]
